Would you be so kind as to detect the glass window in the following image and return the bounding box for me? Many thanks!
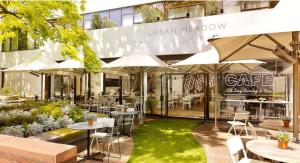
[2,39,10,52]
[241,1,270,11]
[18,30,27,50]
[109,9,121,26]
[100,11,109,18]
[122,7,133,15]
[134,12,143,23]
[84,20,92,29]
[189,5,204,17]
[168,7,188,19]
[84,13,93,21]
[11,32,18,51]
[122,14,133,26]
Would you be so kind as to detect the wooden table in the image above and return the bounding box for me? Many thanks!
[246,139,300,162]
[259,120,300,132]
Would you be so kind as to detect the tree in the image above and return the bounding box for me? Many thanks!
[0,0,100,72]
[91,14,116,29]
[205,0,220,16]
[135,5,164,23]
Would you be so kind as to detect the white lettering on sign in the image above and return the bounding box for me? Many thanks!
[224,73,273,87]
[147,23,227,37]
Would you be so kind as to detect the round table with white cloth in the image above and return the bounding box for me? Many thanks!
[246,139,300,162]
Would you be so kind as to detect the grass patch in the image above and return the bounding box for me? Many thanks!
[128,119,206,163]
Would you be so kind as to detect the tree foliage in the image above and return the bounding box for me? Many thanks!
[205,0,220,16]
[135,5,164,23]
[91,14,116,29]
[0,0,100,72]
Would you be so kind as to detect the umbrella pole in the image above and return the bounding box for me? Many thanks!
[140,72,144,124]
[84,73,88,109]
[212,70,219,132]
[292,32,299,141]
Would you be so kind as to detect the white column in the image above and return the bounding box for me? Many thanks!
[143,72,147,114]
[50,75,55,99]
[41,74,45,100]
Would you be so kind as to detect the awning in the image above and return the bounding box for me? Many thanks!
[209,0,300,63]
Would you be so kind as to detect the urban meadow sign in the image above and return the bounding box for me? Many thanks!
[223,73,273,94]
[147,23,227,37]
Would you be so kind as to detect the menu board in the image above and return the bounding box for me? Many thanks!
[221,72,273,95]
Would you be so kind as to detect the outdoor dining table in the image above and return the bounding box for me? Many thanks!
[67,120,107,159]
[246,139,300,162]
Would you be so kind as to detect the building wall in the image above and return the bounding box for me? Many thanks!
[0,1,277,98]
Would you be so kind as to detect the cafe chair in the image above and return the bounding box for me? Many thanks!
[248,122,258,140]
[124,108,135,132]
[227,136,267,163]
[227,112,250,136]
[182,96,192,110]
[90,118,121,162]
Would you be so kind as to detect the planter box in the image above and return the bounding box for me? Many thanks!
[0,134,77,163]
[29,127,86,144]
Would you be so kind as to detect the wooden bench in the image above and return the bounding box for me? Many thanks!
[0,134,77,163]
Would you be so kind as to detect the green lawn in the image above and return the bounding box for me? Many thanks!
[128,119,206,163]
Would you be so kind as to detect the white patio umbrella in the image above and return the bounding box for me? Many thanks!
[105,42,169,122]
[172,46,265,132]
[104,42,169,73]
[2,51,59,100]
[3,52,59,72]
[209,0,300,138]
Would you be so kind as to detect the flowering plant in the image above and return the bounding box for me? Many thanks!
[84,113,97,121]
[275,131,292,142]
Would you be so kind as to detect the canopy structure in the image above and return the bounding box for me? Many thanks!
[104,42,169,74]
[105,42,169,122]
[172,48,266,131]
[209,0,300,139]
[3,52,59,72]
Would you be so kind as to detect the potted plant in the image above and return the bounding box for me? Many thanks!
[275,131,291,149]
[84,113,97,126]
[282,116,292,128]
[146,95,158,114]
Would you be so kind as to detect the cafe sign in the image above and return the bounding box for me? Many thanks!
[223,73,273,94]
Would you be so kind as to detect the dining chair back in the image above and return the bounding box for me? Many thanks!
[234,112,250,122]
[226,136,248,163]
[248,122,257,139]
[227,112,250,136]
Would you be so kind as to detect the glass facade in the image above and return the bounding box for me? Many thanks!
[83,7,143,29]
[1,30,38,52]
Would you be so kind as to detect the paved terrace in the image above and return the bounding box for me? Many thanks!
[74,118,268,163]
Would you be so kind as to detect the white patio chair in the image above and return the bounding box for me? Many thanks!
[168,98,175,109]
[90,118,121,162]
[182,96,192,110]
[227,112,249,136]
[248,122,257,139]
[227,136,266,163]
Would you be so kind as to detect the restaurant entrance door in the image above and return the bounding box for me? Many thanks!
[161,73,209,119]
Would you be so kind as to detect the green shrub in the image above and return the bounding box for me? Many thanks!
[51,107,63,119]
[69,108,84,123]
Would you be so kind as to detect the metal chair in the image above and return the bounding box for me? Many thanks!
[90,118,121,162]
[227,112,250,136]
[182,96,192,110]
[226,136,266,163]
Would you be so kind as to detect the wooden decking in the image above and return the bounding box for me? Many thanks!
[193,123,232,163]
